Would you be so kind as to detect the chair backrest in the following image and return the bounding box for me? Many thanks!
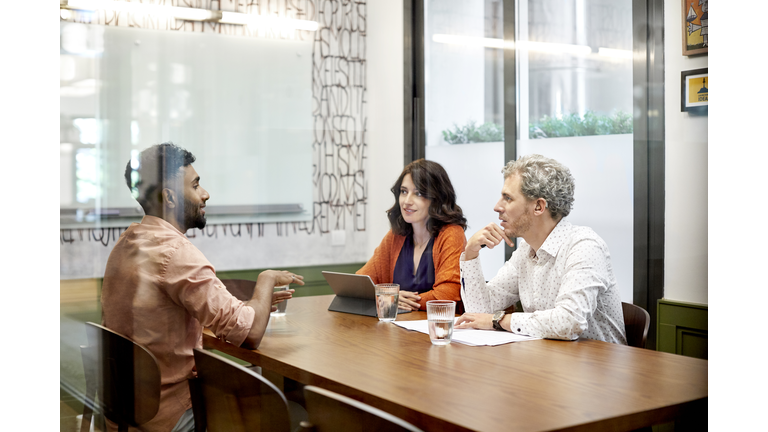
[300,385,424,432]
[621,302,651,349]
[84,322,161,431]
[192,348,292,432]
[219,279,256,301]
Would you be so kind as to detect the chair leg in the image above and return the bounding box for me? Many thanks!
[96,411,106,432]
[188,378,207,432]
[80,346,97,432]
[80,408,93,432]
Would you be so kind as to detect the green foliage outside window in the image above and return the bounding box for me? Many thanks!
[440,110,632,144]
[528,110,632,139]
[442,121,505,144]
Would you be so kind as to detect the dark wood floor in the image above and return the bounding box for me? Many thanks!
[61,393,99,432]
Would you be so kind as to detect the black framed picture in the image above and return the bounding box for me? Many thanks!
[681,68,708,115]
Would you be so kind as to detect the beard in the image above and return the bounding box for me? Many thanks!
[182,198,207,230]
[504,210,531,239]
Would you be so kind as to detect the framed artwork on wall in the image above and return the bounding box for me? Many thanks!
[682,0,708,55]
[681,68,708,114]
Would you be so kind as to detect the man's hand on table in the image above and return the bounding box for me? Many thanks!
[264,270,303,311]
[455,313,495,330]
[271,288,295,312]
[455,310,514,331]
[243,270,305,349]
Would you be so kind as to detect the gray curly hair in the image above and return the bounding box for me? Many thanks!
[502,154,575,220]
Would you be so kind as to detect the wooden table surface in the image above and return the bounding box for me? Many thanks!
[204,295,708,432]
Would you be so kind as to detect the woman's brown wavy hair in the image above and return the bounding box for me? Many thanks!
[387,159,467,237]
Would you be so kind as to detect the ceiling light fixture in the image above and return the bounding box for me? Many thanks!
[432,34,594,57]
[597,47,633,60]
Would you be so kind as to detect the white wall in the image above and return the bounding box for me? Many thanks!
[663,0,708,304]
[365,0,405,256]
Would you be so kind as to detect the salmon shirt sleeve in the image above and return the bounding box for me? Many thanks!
[163,242,255,347]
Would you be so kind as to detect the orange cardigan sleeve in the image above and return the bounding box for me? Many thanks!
[416,224,467,310]
[357,225,466,311]
[356,230,406,285]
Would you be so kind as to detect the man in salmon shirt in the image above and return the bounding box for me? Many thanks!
[101,142,304,431]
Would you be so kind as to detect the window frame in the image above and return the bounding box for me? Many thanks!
[404,0,665,348]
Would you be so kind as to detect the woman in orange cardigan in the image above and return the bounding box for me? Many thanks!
[357,159,467,312]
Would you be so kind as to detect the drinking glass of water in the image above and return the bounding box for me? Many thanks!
[271,285,289,316]
[375,283,400,322]
[427,300,456,345]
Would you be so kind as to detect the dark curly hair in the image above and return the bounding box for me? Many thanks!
[124,142,196,213]
[387,159,467,237]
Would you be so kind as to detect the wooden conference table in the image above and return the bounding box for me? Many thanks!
[203,295,707,431]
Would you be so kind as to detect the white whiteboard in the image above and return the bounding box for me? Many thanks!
[61,22,314,222]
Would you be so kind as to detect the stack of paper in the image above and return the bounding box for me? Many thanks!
[392,319,539,346]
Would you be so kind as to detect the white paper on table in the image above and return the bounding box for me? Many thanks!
[392,319,540,346]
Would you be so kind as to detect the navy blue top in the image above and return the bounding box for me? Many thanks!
[393,234,435,293]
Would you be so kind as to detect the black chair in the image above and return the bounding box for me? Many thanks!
[82,322,161,432]
[299,385,424,432]
[622,302,651,349]
[191,348,294,432]
[218,278,256,301]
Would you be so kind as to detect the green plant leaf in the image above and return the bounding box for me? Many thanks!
[441,120,504,144]
[528,110,633,139]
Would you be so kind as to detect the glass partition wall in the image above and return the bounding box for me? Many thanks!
[420,0,634,300]
[423,0,506,281]
[516,0,634,302]
[60,17,317,417]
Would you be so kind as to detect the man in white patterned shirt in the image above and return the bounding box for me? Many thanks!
[455,154,627,344]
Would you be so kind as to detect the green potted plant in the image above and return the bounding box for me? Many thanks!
[442,120,504,144]
[528,110,632,139]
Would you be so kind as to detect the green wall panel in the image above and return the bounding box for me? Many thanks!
[217,262,366,298]
[656,299,708,359]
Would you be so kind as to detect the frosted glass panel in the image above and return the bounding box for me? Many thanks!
[426,142,505,281]
[60,22,313,223]
[423,0,506,280]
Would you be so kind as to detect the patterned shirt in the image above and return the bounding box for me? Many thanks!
[460,220,627,344]
[101,216,256,431]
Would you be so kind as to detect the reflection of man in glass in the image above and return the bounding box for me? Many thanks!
[101,143,303,431]
[455,154,627,345]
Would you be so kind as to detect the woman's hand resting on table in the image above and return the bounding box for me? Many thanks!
[398,291,422,311]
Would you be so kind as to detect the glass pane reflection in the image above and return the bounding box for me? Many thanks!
[518,0,634,302]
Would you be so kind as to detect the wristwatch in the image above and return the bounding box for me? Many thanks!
[492,310,506,331]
